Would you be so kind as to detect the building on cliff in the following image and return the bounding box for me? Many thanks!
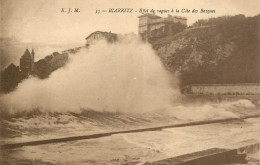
[138,13,187,40]
[20,48,35,75]
[85,31,117,46]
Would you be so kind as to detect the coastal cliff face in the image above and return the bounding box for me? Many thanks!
[152,14,260,86]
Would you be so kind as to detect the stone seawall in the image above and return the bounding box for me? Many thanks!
[189,84,260,95]
[179,94,260,105]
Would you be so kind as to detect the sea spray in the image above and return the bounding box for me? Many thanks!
[0,38,179,114]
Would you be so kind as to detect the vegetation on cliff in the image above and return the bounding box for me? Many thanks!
[152,14,260,87]
[146,22,187,44]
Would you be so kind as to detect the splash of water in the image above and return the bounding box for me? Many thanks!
[0,38,179,114]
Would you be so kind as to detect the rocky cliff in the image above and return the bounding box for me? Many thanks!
[152,14,260,87]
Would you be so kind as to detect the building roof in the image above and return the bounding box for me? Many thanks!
[138,13,161,19]
[85,31,117,40]
[7,63,18,69]
[21,48,32,59]
[31,48,35,55]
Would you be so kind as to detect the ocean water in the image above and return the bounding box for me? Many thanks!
[1,114,259,165]
[0,99,259,144]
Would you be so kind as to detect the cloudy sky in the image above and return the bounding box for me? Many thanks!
[1,0,259,44]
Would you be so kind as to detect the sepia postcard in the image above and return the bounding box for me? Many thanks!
[0,0,259,164]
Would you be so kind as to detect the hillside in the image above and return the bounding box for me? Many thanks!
[152,14,260,87]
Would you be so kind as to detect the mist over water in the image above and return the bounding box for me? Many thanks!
[0,38,179,114]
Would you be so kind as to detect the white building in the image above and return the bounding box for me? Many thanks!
[138,14,187,39]
[85,31,117,46]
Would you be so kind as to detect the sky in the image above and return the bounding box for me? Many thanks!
[1,0,259,44]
